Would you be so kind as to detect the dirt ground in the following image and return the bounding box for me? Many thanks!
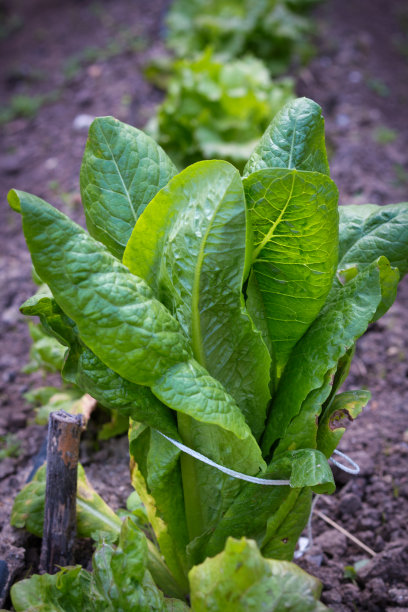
[0,0,407,610]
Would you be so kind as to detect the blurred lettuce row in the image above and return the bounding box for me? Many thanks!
[165,0,321,75]
[146,49,294,171]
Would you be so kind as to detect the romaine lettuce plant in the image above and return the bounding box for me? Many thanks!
[146,49,294,170]
[8,97,408,606]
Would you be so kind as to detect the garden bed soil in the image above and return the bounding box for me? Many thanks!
[0,0,407,610]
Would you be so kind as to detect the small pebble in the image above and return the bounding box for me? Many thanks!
[72,114,95,131]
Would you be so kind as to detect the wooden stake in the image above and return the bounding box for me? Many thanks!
[40,410,83,574]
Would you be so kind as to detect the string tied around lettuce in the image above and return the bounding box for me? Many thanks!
[155,431,360,486]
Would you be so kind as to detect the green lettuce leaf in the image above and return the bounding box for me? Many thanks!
[262,257,388,456]
[189,537,328,611]
[80,116,177,259]
[9,190,262,463]
[22,320,66,374]
[124,161,273,548]
[272,367,337,458]
[11,566,96,612]
[244,98,330,176]
[11,463,122,540]
[70,347,180,438]
[151,362,265,543]
[124,160,271,440]
[9,190,192,386]
[20,284,79,348]
[337,203,408,321]
[261,488,312,560]
[244,168,338,374]
[20,286,179,438]
[11,519,189,611]
[338,202,408,277]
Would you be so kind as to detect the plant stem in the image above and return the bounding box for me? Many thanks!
[177,413,206,542]
[146,539,188,600]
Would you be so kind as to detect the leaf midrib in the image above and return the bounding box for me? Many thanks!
[191,178,236,367]
[99,124,137,223]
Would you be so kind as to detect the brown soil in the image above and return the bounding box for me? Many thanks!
[0,0,407,610]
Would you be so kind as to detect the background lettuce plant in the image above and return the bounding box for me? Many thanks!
[145,49,294,170]
[165,0,320,75]
[8,97,408,607]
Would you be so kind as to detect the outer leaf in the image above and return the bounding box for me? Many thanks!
[22,320,66,374]
[244,98,330,176]
[11,467,45,537]
[11,464,122,540]
[80,116,177,259]
[261,487,312,560]
[319,346,355,417]
[32,388,89,426]
[21,286,179,438]
[11,525,187,612]
[124,160,271,440]
[70,346,180,438]
[20,285,78,348]
[337,203,408,321]
[10,190,262,460]
[109,518,148,601]
[94,519,181,611]
[244,169,338,374]
[76,464,123,538]
[317,390,370,458]
[282,449,334,493]
[9,190,192,386]
[189,537,328,612]
[262,257,386,456]
[338,202,408,277]
[337,261,399,324]
[11,567,97,612]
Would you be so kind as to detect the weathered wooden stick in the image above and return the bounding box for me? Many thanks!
[40,410,83,574]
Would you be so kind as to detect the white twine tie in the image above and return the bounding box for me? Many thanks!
[156,431,359,485]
